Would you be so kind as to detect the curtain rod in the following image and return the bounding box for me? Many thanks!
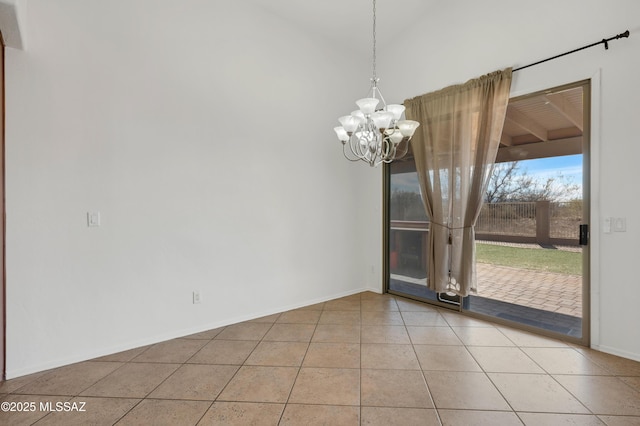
[513,30,630,72]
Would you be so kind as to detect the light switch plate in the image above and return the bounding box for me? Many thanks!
[87,212,101,227]
[613,217,627,232]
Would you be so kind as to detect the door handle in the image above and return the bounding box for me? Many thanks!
[579,224,589,245]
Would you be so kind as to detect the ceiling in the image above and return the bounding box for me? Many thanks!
[247,0,438,53]
[496,85,584,163]
[247,1,585,165]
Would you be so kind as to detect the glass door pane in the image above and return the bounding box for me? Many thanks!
[387,161,440,303]
[464,81,589,343]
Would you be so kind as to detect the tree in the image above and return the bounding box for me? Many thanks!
[484,161,580,203]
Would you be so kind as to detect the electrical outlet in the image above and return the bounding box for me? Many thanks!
[193,290,201,304]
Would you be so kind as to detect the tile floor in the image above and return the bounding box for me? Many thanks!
[1,291,640,425]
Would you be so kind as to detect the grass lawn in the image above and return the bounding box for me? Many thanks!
[475,242,582,275]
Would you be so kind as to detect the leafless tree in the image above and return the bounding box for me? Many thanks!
[485,161,580,203]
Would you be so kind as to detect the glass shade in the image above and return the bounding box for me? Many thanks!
[339,115,358,133]
[397,120,420,137]
[334,126,349,142]
[356,97,379,114]
[371,111,394,130]
[387,130,404,144]
[351,110,366,120]
[386,104,405,121]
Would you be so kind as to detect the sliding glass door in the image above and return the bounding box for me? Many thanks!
[385,80,590,345]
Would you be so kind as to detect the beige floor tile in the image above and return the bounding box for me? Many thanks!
[187,339,258,365]
[401,311,449,327]
[198,401,284,425]
[406,326,463,345]
[148,364,238,400]
[361,369,433,408]
[497,327,568,348]
[0,394,69,426]
[522,348,611,375]
[361,298,400,312]
[360,407,440,426]
[0,370,49,394]
[9,291,640,426]
[213,322,272,341]
[80,363,180,398]
[440,312,496,327]
[621,377,640,392]
[438,409,522,425]
[244,341,308,366]
[288,367,360,405]
[414,345,482,372]
[217,366,298,403]
[597,415,640,425]
[262,324,316,342]
[361,325,411,344]
[396,299,441,312]
[280,404,359,426]
[319,310,361,325]
[35,396,140,426]
[554,375,640,416]
[311,324,360,343]
[361,344,420,370]
[489,373,589,413]
[323,299,361,311]
[517,412,605,425]
[361,311,404,326]
[360,291,384,300]
[15,361,123,396]
[425,371,511,411]
[117,399,210,426]
[92,346,150,362]
[183,327,225,340]
[468,346,545,373]
[277,309,321,324]
[302,342,360,368]
[132,338,208,363]
[574,348,640,376]
[452,327,515,346]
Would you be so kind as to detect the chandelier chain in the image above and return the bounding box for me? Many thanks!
[372,0,377,83]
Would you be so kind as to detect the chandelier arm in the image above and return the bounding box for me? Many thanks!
[349,132,368,161]
[342,143,362,162]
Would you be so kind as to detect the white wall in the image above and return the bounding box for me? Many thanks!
[380,0,640,360]
[4,0,375,378]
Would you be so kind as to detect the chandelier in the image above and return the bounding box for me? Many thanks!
[333,0,420,167]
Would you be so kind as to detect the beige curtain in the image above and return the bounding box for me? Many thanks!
[405,69,512,297]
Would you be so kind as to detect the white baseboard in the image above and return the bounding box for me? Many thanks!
[591,344,640,363]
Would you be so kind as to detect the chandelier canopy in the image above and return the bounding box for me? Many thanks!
[334,0,419,167]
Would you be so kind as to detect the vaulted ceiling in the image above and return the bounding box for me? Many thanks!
[247,0,439,53]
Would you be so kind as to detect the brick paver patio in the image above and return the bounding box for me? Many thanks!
[476,262,582,317]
